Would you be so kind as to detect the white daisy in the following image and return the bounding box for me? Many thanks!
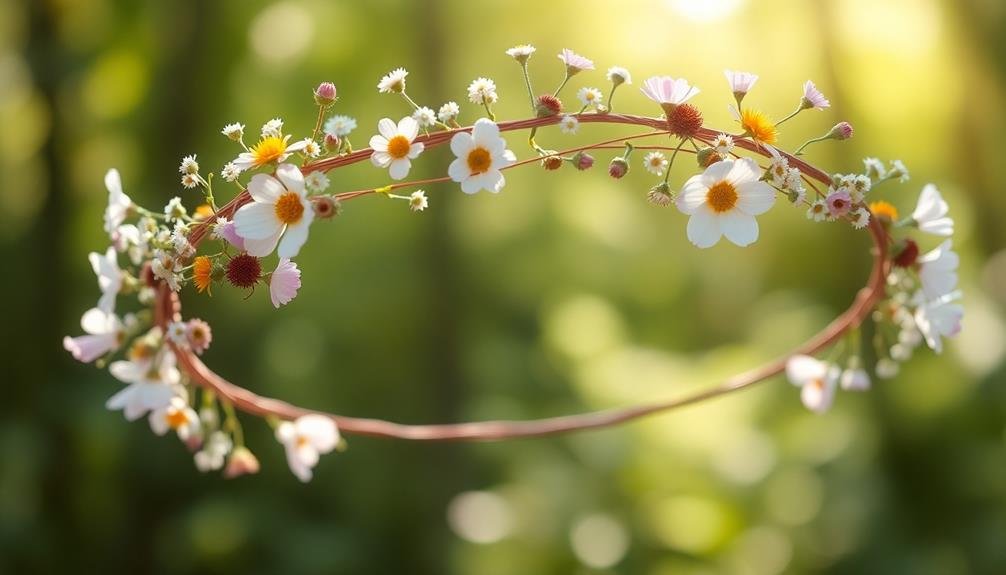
[195,431,234,472]
[300,139,321,158]
[179,154,199,175]
[558,48,594,74]
[276,414,340,482]
[918,239,959,300]
[711,133,734,155]
[505,44,536,63]
[151,249,183,291]
[89,246,122,314]
[261,118,284,138]
[181,173,200,189]
[447,118,516,195]
[149,396,200,441]
[863,157,886,180]
[675,158,777,248]
[558,114,579,134]
[233,135,309,171]
[606,66,631,85]
[724,69,759,95]
[103,169,132,237]
[377,67,408,93]
[409,190,428,212]
[221,122,244,141]
[412,106,437,129]
[643,151,668,176]
[911,184,954,236]
[786,355,840,413]
[807,200,828,221]
[767,153,789,187]
[576,86,603,108]
[304,170,330,192]
[369,116,425,180]
[233,163,315,258]
[221,162,242,183]
[438,101,460,124]
[324,115,357,137]
[467,77,498,105]
[889,159,910,182]
[914,291,964,354]
[640,76,700,109]
[851,207,871,229]
[106,350,182,421]
[63,308,125,363]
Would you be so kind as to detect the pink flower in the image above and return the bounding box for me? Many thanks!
[557,49,594,74]
[270,258,301,308]
[640,76,700,112]
[801,80,830,110]
[186,319,213,355]
[724,70,758,95]
[826,189,852,218]
[63,308,125,363]
[212,217,245,251]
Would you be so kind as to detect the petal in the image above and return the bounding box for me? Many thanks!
[270,259,302,308]
[247,174,284,203]
[297,415,340,452]
[471,118,500,143]
[407,142,425,159]
[677,175,709,215]
[700,159,735,186]
[450,131,474,157]
[488,170,506,193]
[460,175,481,195]
[686,207,722,248]
[735,181,776,216]
[275,163,305,195]
[447,159,469,182]
[80,307,112,334]
[105,169,123,196]
[719,210,759,246]
[397,116,419,140]
[726,157,762,185]
[149,410,169,435]
[277,219,312,259]
[785,355,826,386]
[371,151,392,167]
[388,158,411,180]
[234,202,282,240]
[369,135,389,152]
[377,118,397,140]
[243,227,283,257]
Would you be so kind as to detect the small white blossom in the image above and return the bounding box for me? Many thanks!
[467,77,498,105]
[276,415,340,482]
[558,114,579,134]
[163,197,187,221]
[437,101,460,124]
[377,67,408,93]
[863,157,886,180]
[409,190,428,212]
[889,159,910,182]
[300,139,321,158]
[261,118,284,138]
[911,184,954,237]
[195,431,233,472]
[221,123,244,141]
[181,173,200,189]
[149,396,200,441]
[786,355,840,413]
[305,170,330,192]
[642,151,668,176]
[221,162,242,183]
[851,207,871,229]
[711,133,733,155]
[179,154,199,175]
[324,115,357,137]
[806,200,828,222]
[576,86,603,108]
[606,66,631,85]
[412,106,437,128]
[505,44,536,63]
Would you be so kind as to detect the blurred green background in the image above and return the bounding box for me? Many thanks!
[4,0,1006,573]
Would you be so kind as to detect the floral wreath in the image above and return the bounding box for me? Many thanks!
[64,45,963,482]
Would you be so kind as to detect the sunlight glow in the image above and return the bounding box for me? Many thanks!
[669,0,745,22]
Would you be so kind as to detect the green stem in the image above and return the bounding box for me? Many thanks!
[221,400,245,447]
[607,84,620,113]
[794,135,829,155]
[663,138,687,183]
[482,98,496,121]
[521,63,536,113]
[775,105,802,127]
[553,73,571,97]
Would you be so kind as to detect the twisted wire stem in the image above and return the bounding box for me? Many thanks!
[166,114,890,442]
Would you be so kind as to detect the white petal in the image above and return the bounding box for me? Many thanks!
[369,135,389,152]
[471,118,500,143]
[397,116,419,140]
[234,202,282,240]
[785,355,826,386]
[388,158,412,180]
[686,208,722,248]
[448,159,469,183]
[407,142,425,159]
[247,174,284,203]
[460,175,482,195]
[275,163,305,195]
[297,415,340,452]
[377,118,397,140]
[371,151,392,167]
[700,158,734,186]
[677,175,709,215]
[735,181,776,216]
[719,210,759,246]
[80,307,112,334]
[277,217,312,259]
[450,131,474,157]
[149,410,170,435]
[105,169,123,196]
[243,228,283,257]
[726,157,762,185]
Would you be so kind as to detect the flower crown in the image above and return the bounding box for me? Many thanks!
[64,45,963,482]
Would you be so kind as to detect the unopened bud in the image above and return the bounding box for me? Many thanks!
[827,121,854,141]
[324,133,340,151]
[311,195,341,219]
[696,147,721,167]
[224,446,261,479]
[572,151,594,171]
[608,156,629,179]
[647,182,673,206]
[314,82,338,106]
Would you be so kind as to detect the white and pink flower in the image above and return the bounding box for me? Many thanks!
[106,350,182,421]
[275,415,340,482]
[786,355,840,413]
[90,247,122,314]
[641,76,700,109]
[270,258,302,308]
[233,164,314,258]
[63,308,126,363]
[801,80,830,110]
[558,49,594,74]
[914,292,964,354]
[724,69,758,96]
[911,184,954,237]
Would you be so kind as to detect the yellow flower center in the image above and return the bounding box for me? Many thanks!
[274,192,304,225]
[869,200,899,221]
[466,147,492,174]
[165,409,190,430]
[706,181,739,213]
[251,136,288,166]
[296,435,310,448]
[386,135,411,159]
[740,109,777,144]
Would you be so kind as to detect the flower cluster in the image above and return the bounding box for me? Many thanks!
[65,44,964,480]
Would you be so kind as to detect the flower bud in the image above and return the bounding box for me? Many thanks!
[696,147,721,168]
[647,182,673,206]
[224,446,261,479]
[892,238,919,268]
[535,94,563,117]
[324,133,340,152]
[541,155,563,171]
[314,82,338,106]
[827,121,854,141]
[311,195,341,219]
[608,156,629,179]
[572,151,594,171]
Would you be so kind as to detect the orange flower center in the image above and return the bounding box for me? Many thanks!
[251,136,287,166]
[386,135,411,159]
[165,409,189,429]
[466,147,492,174]
[706,181,739,213]
[296,436,310,448]
[869,200,899,221]
[740,109,777,144]
[274,192,304,225]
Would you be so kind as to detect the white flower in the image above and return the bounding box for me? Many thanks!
[447,118,516,195]
[179,154,199,175]
[576,86,603,108]
[63,308,125,363]
[377,67,408,93]
[163,197,186,221]
[412,106,437,128]
[233,135,308,171]
[275,414,340,482]
[233,164,315,258]
[195,431,233,472]
[711,133,733,155]
[221,123,244,141]
[801,80,830,110]
[106,350,182,421]
[261,118,284,138]
[911,184,953,236]
[863,157,886,180]
[724,69,758,94]
[890,343,912,361]
[675,158,776,248]
[851,207,871,229]
[103,169,132,236]
[914,291,964,354]
[876,358,900,379]
[807,200,828,221]
[640,76,700,107]
[840,367,871,391]
[437,101,460,124]
[889,159,910,182]
[89,246,122,314]
[786,355,840,413]
[300,138,321,158]
[606,66,631,85]
[151,249,183,291]
[558,114,579,134]
[166,320,189,347]
[767,153,789,187]
[369,116,425,180]
[149,396,200,440]
[324,115,357,137]
[181,173,200,189]
[409,190,428,212]
[558,48,594,74]
[221,162,242,182]
[467,77,498,105]
[643,151,669,176]
[918,239,959,300]
[784,168,804,193]
[505,44,536,62]
[304,170,330,192]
